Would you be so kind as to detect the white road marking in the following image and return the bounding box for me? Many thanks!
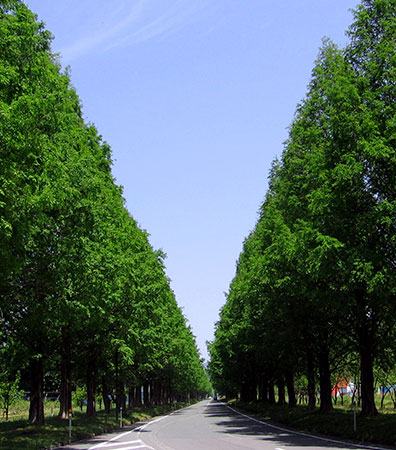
[120,445,153,450]
[89,434,155,450]
[225,403,389,450]
[90,441,142,448]
[89,430,138,449]
[136,415,168,434]
[90,403,200,450]
[89,439,154,450]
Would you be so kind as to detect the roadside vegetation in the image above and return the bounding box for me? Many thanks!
[0,0,211,430]
[233,397,396,447]
[208,0,396,440]
[0,399,193,450]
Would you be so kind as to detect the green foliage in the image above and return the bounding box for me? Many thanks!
[0,0,209,426]
[209,0,396,418]
[0,373,22,421]
[72,387,86,412]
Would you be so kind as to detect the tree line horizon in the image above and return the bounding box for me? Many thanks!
[209,0,396,417]
[0,0,211,425]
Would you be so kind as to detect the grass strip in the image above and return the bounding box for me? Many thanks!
[0,402,190,450]
[231,400,396,447]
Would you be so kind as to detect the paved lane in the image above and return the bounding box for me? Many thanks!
[134,400,386,450]
[59,400,389,450]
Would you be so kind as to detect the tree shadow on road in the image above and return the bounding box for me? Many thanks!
[203,402,369,449]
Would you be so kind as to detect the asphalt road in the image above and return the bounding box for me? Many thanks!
[59,400,389,450]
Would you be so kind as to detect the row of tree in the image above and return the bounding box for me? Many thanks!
[209,0,396,417]
[0,0,211,425]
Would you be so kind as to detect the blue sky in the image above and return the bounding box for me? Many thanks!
[26,0,359,360]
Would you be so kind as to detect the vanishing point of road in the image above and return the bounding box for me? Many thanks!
[59,400,389,450]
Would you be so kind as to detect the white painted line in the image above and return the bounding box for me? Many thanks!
[121,446,153,450]
[91,441,142,448]
[89,440,154,450]
[225,403,389,450]
[136,415,168,435]
[89,431,139,449]
[90,403,198,450]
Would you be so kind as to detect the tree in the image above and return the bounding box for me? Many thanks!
[0,372,21,421]
[1,1,210,425]
[345,0,396,415]
[210,1,396,418]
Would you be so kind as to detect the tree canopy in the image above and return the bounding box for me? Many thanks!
[0,0,210,425]
[209,0,396,417]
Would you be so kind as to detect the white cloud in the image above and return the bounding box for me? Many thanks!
[60,0,208,62]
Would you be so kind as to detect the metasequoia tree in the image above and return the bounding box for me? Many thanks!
[0,0,210,425]
[345,0,396,416]
[210,0,396,418]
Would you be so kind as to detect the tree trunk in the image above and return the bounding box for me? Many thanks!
[277,378,286,405]
[318,344,333,412]
[128,387,134,409]
[249,382,257,401]
[160,385,166,404]
[160,384,166,405]
[121,385,127,411]
[359,327,378,416]
[150,382,156,405]
[306,346,316,410]
[115,351,120,420]
[240,382,248,402]
[5,392,9,421]
[102,376,111,414]
[258,377,268,402]
[286,370,296,407]
[86,357,96,416]
[29,357,45,424]
[143,382,150,405]
[151,382,161,405]
[59,334,72,419]
[135,386,142,406]
[268,381,275,403]
[240,379,256,402]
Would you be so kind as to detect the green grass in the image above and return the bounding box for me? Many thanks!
[232,397,396,447]
[0,402,190,450]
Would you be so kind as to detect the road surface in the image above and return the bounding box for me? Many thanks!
[59,400,389,450]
